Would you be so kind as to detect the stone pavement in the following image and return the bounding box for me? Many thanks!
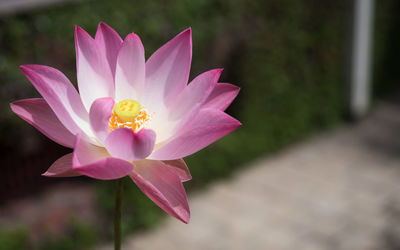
[98,100,400,250]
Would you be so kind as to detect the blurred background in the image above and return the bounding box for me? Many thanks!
[0,0,399,249]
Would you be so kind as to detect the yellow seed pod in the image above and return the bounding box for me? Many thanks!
[113,99,142,122]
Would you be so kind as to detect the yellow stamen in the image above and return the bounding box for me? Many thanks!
[113,99,141,122]
[109,100,152,132]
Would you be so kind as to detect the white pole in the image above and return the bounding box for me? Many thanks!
[350,0,375,118]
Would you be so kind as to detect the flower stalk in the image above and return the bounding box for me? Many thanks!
[114,178,123,250]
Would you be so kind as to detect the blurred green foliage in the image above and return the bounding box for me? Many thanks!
[0,0,399,249]
[40,219,97,250]
[0,227,29,250]
[0,220,96,250]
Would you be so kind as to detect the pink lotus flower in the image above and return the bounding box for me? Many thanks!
[10,23,241,223]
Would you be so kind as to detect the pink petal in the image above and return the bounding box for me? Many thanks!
[95,22,123,80]
[162,159,192,182]
[75,26,115,111]
[11,98,75,148]
[72,135,134,180]
[42,153,81,177]
[144,28,192,108]
[150,108,241,160]
[89,97,114,143]
[169,69,222,120]
[20,65,91,137]
[104,128,156,161]
[202,83,240,111]
[130,160,190,223]
[115,33,145,102]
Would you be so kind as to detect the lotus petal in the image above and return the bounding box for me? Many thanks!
[130,160,190,223]
[162,159,192,182]
[89,97,114,143]
[11,98,75,148]
[144,28,192,110]
[169,69,222,120]
[203,83,240,111]
[95,22,123,79]
[42,153,81,177]
[150,108,241,160]
[20,65,91,137]
[105,128,156,161]
[115,33,145,102]
[75,26,114,111]
[73,135,134,180]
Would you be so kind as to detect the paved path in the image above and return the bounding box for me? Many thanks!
[99,101,400,250]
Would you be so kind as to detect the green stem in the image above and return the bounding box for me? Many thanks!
[114,178,123,250]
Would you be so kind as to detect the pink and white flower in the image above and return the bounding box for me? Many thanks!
[10,23,241,223]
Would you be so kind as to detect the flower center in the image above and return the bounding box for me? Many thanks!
[109,99,152,132]
[114,99,141,122]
